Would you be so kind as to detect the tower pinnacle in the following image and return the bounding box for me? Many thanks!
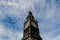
[22,11,42,40]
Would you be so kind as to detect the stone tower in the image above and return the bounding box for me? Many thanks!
[22,11,42,40]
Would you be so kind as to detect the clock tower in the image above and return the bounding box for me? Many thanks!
[22,11,42,40]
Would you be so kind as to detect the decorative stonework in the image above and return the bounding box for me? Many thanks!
[22,11,42,40]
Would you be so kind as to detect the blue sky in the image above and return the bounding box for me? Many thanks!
[0,0,60,40]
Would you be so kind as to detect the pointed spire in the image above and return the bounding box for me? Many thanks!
[29,11,32,16]
[27,11,33,17]
[26,11,34,19]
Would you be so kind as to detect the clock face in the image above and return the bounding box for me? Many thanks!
[31,22,37,28]
[25,21,30,29]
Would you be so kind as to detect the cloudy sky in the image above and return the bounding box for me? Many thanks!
[0,0,60,40]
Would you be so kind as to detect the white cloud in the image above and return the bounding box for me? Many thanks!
[0,1,19,7]
[41,30,60,40]
[46,7,56,19]
[0,23,5,34]
[53,35,60,40]
[0,0,60,40]
[0,23,23,40]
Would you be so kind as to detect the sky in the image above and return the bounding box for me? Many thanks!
[0,0,60,40]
